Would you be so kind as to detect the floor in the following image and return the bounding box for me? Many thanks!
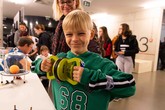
[46,70,165,110]
[108,70,165,110]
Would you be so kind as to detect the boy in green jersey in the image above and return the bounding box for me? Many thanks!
[32,10,135,110]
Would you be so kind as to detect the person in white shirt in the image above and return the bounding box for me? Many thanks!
[28,36,39,61]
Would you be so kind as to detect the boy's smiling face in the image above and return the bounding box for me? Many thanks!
[62,10,94,55]
[64,29,94,55]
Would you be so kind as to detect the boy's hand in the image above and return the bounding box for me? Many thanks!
[73,66,84,82]
[41,58,52,72]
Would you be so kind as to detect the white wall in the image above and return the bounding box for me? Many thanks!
[92,8,163,71]
[91,13,119,39]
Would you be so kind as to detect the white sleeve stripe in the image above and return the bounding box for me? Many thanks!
[89,76,113,88]
[113,78,135,85]
[89,81,107,87]
[88,76,135,90]
[106,75,113,79]
[89,77,134,86]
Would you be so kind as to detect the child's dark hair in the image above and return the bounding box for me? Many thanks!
[18,37,34,47]
[19,22,26,27]
[34,24,45,31]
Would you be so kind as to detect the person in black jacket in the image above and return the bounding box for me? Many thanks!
[159,40,165,70]
[114,23,139,73]
[34,24,52,54]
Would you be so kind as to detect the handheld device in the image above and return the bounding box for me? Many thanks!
[47,56,83,85]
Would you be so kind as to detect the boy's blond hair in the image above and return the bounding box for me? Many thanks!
[62,10,93,32]
[52,0,83,21]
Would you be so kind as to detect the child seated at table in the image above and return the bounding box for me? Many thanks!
[35,45,51,60]
[35,45,51,90]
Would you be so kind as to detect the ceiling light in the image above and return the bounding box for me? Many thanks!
[6,0,31,4]
[30,22,33,27]
[3,26,7,29]
[48,22,52,27]
[142,1,165,9]
[91,13,115,20]
[35,21,38,24]
[24,20,28,25]
[91,13,108,19]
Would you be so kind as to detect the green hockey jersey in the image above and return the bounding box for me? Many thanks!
[32,51,135,110]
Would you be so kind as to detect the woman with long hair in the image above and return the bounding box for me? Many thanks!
[51,0,83,55]
[114,23,139,73]
[99,26,112,59]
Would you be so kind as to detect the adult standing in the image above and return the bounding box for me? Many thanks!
[34,24,52,54]
[14,22,28,46]
[159,39,165,70]
[99,26,112,59]
[51,0,82,55]
[88,22,101,54]
[52,0,99,55]
[114,23,139,73]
